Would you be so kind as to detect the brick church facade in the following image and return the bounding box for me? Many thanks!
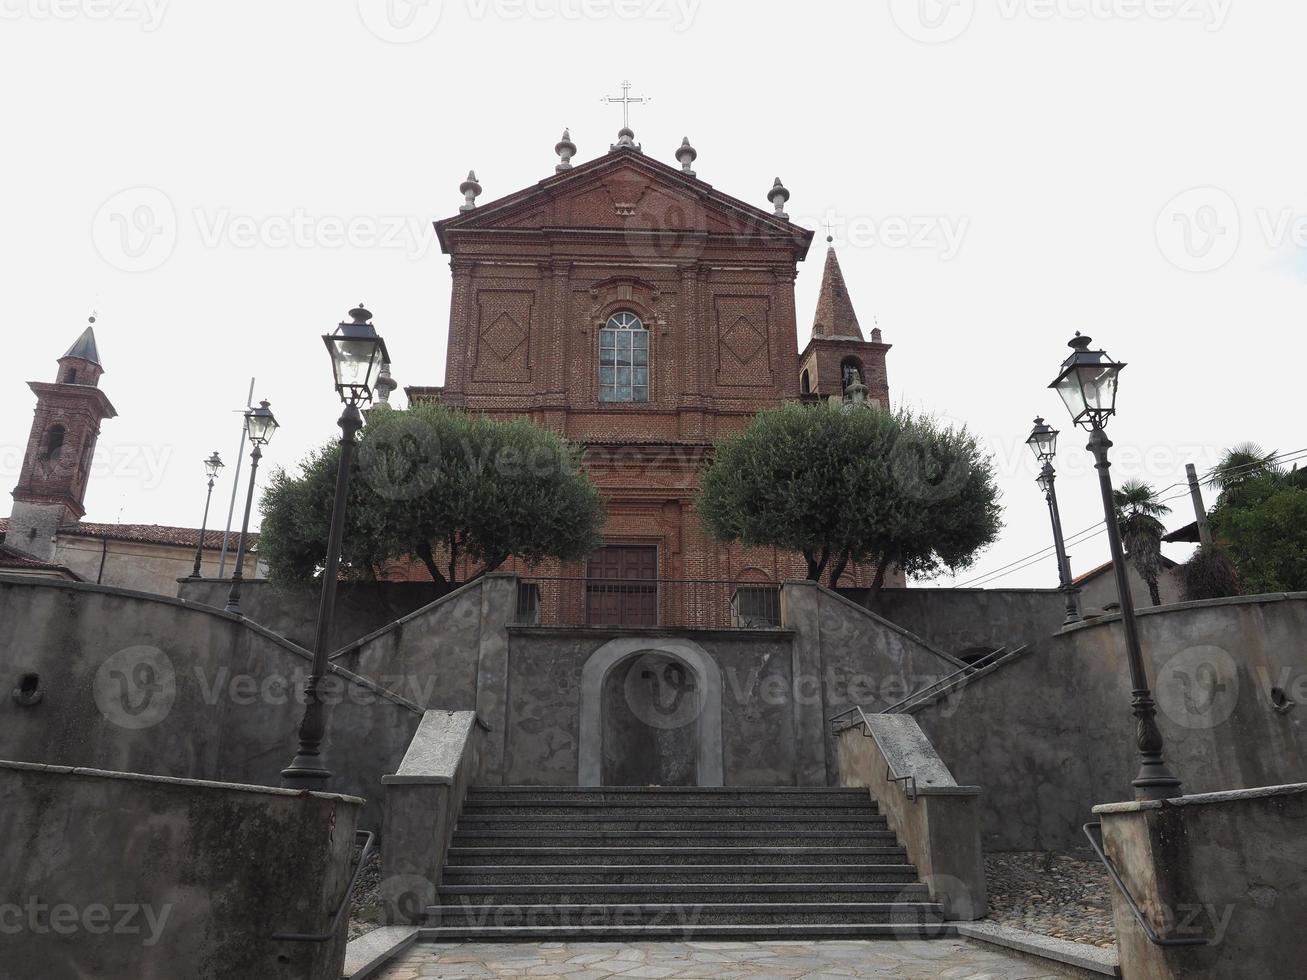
[405,126,893,620]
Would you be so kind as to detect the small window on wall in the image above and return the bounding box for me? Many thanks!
[599,312,649,403]
[43,425,66,460]
[800,369,811,394]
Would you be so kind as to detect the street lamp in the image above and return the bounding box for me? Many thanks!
[223,400,279,615]
[1026,418,1081,626]
[1050,333,1182,802]
[189,451,225,578]
[283,305,389,786]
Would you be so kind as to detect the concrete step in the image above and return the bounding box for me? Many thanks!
[442,864,921,885]
[456,816,887,832]
[426,901,944,927]
[446,846,910,866]
[468,786,871,798]
[437,883,931,904]
[451,831,900,848]
[461,803,878,818]
[416,922,957,942]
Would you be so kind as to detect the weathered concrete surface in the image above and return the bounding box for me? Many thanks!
[177,578,452,654]
[0,760,361,980]
[0,577,421,830]
[852,587,1071,658]
[955,921,1120,977]
[802,583,965,783]
[836,715,986,920]
[343,926,418,979]
[376,938,1087,978]
[500,626,797,786]
[380,710,484,924]
[912,593,1307,852]
[1095,784,1307,980]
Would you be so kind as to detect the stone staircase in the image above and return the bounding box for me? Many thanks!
[419,786,951,941]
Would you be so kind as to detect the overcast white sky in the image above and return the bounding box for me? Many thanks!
[1,1,1302,587]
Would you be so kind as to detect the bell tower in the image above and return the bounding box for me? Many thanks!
[798,239,892,408]
[7,317,117,561]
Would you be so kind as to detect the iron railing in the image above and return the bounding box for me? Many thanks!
[271,830,375,943]
[1083,821,1209,947]
[515,577,782,630]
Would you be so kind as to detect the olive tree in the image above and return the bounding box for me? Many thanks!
[696,403,1002,591]
[259,402,604,585]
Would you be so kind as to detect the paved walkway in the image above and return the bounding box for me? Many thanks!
[377,939,1077,978]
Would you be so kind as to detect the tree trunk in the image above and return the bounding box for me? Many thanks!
[827,551,850,590]
[1147,576,1162,607]
[464,553,508,585]
[414,540,447,585]
[805,547,830,582]
[869,559,889,596]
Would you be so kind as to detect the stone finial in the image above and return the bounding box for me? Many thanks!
[555,129,577,172]
[459,170,482,212]
[769,177,791,219]
[373,362,397,408]
[676,137,698,176]
[610,126,642,153]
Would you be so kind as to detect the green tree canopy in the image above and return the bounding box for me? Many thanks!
[259,403,604,586]
[1209,469,1307,594]
[696,403,1002,590]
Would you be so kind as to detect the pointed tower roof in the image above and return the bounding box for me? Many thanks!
[62,322,102,366]
[811,241,864,341]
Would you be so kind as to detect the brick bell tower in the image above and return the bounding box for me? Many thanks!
[7,317,117,561]
[798,237,891,408]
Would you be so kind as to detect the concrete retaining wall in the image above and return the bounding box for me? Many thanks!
[850,587,1071,658]
[0,577,422,830]
[176,578,453,654]
[0,760,362,980]
[1096,784,1307,979]
[911,594,1307,852]
[836,714,986,920]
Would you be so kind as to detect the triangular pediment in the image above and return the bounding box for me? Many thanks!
[436,149,813,251]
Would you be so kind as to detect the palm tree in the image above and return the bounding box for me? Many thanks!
[1209,442,1281,495]
[1113,479,1171,607]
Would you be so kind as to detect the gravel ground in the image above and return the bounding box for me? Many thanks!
[348,848,383,941]
[984,851,1118,949]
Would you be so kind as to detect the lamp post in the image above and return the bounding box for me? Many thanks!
[223,401,279,615]
[189,452,225,578]
[283,305,389,787]
[1050,333,1183,802]
[1026,418,1081,626]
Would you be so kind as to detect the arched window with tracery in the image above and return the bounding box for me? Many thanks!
[599,312,649,403]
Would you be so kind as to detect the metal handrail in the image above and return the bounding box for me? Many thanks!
[272,830,376,943]
[831,646,1019,729]
[841,705,921,805]
[879,647,1010,715]
[1082,821,1209,948]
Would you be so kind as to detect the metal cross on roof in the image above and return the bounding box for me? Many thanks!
[603,80,650,130]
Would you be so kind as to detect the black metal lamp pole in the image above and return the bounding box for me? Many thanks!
[283,305,389,787]
[190,452,224,579]
[1027,419,1081,625]
[224,401,279,615]
[1050,334,1183,802]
